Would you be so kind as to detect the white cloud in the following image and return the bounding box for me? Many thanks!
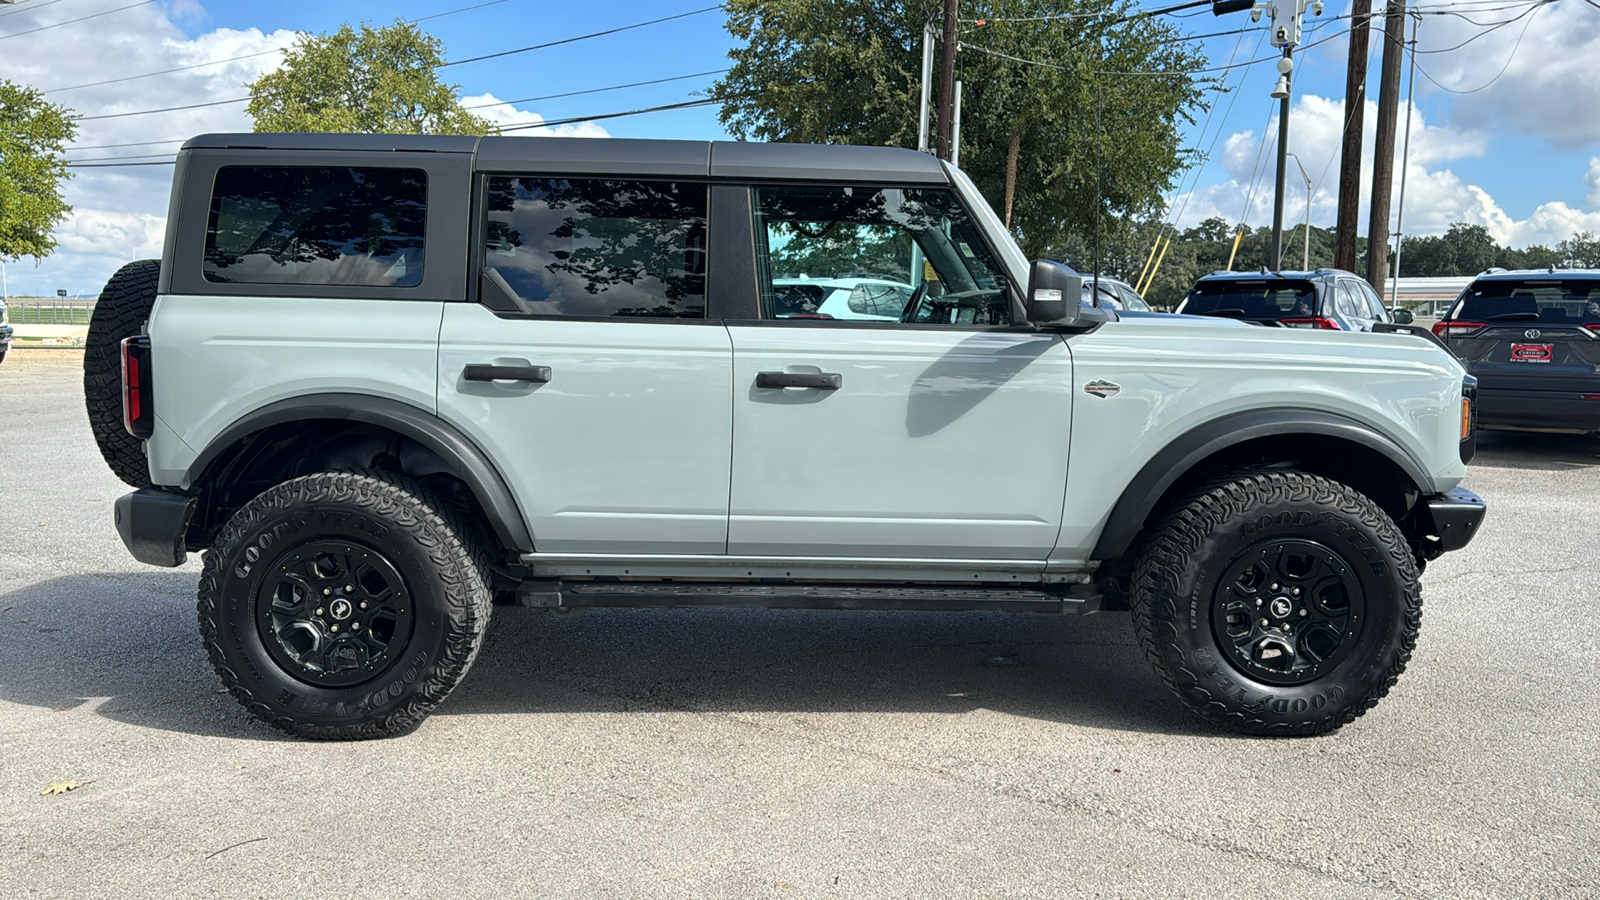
[1412,0,1600,149]
[458,94,610,138]
[0,5,603,296]
[1168,93,1600,250]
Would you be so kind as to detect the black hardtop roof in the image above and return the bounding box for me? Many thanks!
[181,134,950,184]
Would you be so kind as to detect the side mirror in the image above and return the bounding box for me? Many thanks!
[1026,260,1084,326]
[1392,307,1415,325]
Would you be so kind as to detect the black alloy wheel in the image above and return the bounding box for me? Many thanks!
[1131,469,1421,737]
[199,471,491,740]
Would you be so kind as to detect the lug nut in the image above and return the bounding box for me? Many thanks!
[1270,583,1280,591]
[345,584,354,593]
[1260,618,1270,628]
[1299,609,1308,617]
[329,624,339,633]
[1291,587,1301,596]
[359,602,368,610]
[322,588,332,597]
[1255,598,1263,606]
[315,607,325,616]
[351,622,361,631]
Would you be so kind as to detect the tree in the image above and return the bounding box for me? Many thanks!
[0,80,76,262]
[1557,231,1600,269]
[710,0,1206,258]
[247,21,495,135]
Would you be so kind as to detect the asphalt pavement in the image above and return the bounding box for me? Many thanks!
[1,351,1594,898]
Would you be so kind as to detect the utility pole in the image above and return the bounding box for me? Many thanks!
[1334,0,1372,271]
[1366,0,1407,291]
[917,22,936,153]
[1214,0,1323,271]
[935,0,958,161]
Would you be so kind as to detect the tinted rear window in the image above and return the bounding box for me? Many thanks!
[205,166,427,287]
[1179,280,1318,319]
[1453,280,1600,325]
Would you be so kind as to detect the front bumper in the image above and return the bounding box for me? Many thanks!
[1421,486,1487,554]
[0,324,12,350]
[115,487,196,567]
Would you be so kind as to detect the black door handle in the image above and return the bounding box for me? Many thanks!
[464,364,552,383]
[755,372,842,390]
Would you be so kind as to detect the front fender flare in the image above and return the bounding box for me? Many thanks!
[1090,408,1433,560]
[185,393,534,553]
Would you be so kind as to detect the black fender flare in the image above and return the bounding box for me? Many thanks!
[1090,408,1433,560]
[185,393,534,553]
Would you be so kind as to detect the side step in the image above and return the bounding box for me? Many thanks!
[515,581,1103,615]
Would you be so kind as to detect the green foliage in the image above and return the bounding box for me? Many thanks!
[1555,231,1600,268]
[0,80,76,262]
[710,0,1206,258]
[247,21,495,135]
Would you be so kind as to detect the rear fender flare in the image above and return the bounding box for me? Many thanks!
[185,393,534,552]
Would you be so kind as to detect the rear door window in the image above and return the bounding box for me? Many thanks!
[205,166,427,286]
[483,177,707,318]
[1452,280,1600,325]
[1178,280,1318,320]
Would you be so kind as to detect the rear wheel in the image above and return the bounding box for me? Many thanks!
[1131,470,1421,736]
[84,259,160,486]
[198,471,492,739]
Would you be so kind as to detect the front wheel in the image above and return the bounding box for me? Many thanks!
[198,472,492,739]
[1131,470,1421,736]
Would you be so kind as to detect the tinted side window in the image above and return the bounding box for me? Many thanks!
[1355,280,1389,320]
[753,185,1008,326]
[205,166,427,286]
[484,177,707,319]
[1335,281,1364,320]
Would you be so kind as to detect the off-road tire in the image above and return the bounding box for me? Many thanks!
[1131,470,1422,737]
[198,471,493,739]
[85,259,161,486]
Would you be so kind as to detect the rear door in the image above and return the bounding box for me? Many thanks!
[436,175,733,554]
[1442,278,1600,391]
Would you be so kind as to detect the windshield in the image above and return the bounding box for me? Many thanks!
[1450,279,1600,324]
[1178,280,1319,319]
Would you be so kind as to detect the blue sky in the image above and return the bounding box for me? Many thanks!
[2,0,1597,295]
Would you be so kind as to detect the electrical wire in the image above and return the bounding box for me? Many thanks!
[0,0,154,40]
[461,69,728,110]
[412,0,511,23]
[0,0,70,18]
[1164,29,1265,233]
[439,5,720,67]
[1408,0,1543,94]
[74,96,246,121]
[494,97,719,132]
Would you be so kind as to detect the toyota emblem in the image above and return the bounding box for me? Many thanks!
[1526,328,1542,339]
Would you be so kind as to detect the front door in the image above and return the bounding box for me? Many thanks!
[727,183,1075,560]
[438,176,732,554]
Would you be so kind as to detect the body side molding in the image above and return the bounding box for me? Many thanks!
[1090,407,1433,560]
[185,393,534,552]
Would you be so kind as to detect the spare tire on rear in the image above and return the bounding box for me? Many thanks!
[85,259,161,487]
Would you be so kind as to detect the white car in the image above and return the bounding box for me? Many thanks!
[771,276,916,321]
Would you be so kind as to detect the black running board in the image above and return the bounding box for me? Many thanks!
[515,581,1103,615]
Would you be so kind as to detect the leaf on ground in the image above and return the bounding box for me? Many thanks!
[53,706,73,712]
[40,780,85,796]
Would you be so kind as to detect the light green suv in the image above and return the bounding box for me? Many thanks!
[88,133,1485,740]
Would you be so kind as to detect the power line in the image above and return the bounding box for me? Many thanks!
[0,0,154,41]
[495,97,719,132]
[0,0,70,18]
[412,0,511,23]
[75,96,247,121]
[66,160,176,168]
[439,5,721,67]
[1409,0,1544,94]
[42,49,285,95]
[462,69,727,110]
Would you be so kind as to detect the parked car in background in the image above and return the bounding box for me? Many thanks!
[1176,269,1413,331]
[0,298,11,364]
[1433,269,1600,434]
[771,276,915,321]
[1080,275,1152,311]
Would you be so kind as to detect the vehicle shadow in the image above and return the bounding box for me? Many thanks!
[0,573,1216,741]
[1469,430,1600,471]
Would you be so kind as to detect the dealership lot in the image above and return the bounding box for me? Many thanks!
[0,351,1594,898]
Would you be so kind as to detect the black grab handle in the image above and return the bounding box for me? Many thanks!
[464,364,552,383]
[755,372,842,390]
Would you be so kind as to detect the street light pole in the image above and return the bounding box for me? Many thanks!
[1286,151,1312,270]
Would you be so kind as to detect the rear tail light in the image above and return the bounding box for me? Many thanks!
[1585,324,1600,335]
[121,336,153,440]
[1433,321,1485,337]
[1281,317,1342,330]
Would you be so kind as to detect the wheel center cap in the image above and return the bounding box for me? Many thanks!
[328,598,354,621]
[1269,596,1293,619]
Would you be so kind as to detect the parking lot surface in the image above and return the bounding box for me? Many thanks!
[1,351,1595,898]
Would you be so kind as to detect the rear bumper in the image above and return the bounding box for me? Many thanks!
[1478,387,1600,433]
[114,487,196,567]
[1420,487,1487,555]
